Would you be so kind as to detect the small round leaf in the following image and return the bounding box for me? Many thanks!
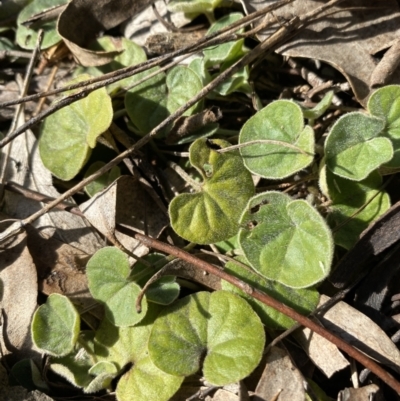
[31,294,80,357]
[86,247,148,327]
[116,356,184,401]
[239,191,333,288]
[324,112,391,181]
[39,74,113,180]
[239,100,314,179]
[320,164,390,250]
[16,0,67,50]
[148,291,265,385]
[125,66,202,136]
[169,138,254,244]
[368,85,400,168]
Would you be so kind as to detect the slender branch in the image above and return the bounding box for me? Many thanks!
[133,231,400,395]
[0,0,294,109]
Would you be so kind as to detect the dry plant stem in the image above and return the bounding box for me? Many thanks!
[0,0,293,110]
[133,232,400,395]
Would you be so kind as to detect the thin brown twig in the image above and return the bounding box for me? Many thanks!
[133,231,400,395]
[0,11,303,242]
[0,0,294,110]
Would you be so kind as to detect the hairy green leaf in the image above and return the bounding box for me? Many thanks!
[31,294,80,357]
[368,85,400,168]
[16,0,67,50]
[148,291,265,385]
[125,66,202,136]
[324,112,391,181]
[39,74,113,180]
[239,191,333,288]
[86,247,148,327]
[239,100,314,179]
[169,138,254,244]
[320,164,390,250]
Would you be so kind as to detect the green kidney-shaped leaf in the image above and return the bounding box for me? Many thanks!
[324,112,391,181]
[169,138,254,244]
[31,294,80,357]
[16,0,67,50]
[148,291,265,385]
[221,256,319,329]
[125,66,202,136]
[116,356,183,401]
[368,85,400,168]
[39,74,113,180]
[239,191,333,288]
[239,100,314,179]
[320,164,390,250]
[204,13,245,67]
[86,247,148,327]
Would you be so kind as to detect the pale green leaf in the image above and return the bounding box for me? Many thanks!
[31,294,80,357]
[125,66,202,136]
[148,291,265,385]
[16,0,67,50]
[239,191,333,288]
[324,112,391,181]
[320,164,390,250]
[204,13,245,66]
[169,138,254,244]
[116,356,183,401]
[86,247,148,327]
[221,256,319,329]
[39,74,113,180]
[368,85,400,168]
[239,100,315,179]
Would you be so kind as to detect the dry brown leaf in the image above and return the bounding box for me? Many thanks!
[318,295,400,374]
[0,113,104,255]
[338,384,380,401]
[25,225,102,325]
[253,346,305,401]
[57,0,154,65]
[80,175,169,260]
[241,0,400,105]
[294,318,350,378]
[0,220,39,365]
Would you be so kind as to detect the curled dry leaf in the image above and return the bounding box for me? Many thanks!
[318,295,400,373]
[254,346,304,401]
[0,223,39,365]
[57,0,154,65]
[241,0,400,105]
